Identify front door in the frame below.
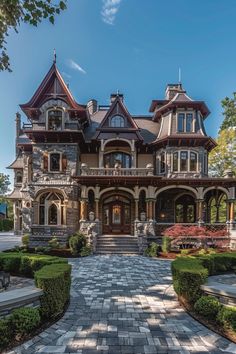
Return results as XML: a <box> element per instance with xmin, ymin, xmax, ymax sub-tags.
<box><xmin>103</xmin><ymin>200</ymin><xmax>131</xmax><ymax>234</ymax></box>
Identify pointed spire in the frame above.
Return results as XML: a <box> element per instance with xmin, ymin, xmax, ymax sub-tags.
<box><xmin>53</xmin><ymin>48</ymin><xmax>57</xmax><ymax>64</ymax></box>
<box><xmin>178</xmin><ymin>67</ymin><xmax>182</xmax><ymax>85</ymax></box>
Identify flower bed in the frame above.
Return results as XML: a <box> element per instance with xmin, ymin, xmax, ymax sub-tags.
<box><xmin>0</xmin><ymin>252</ymin><xmax>71</xmax><ymax>351</ymax></box>
<box><xmin>171</xmin><ymin>252</ymin><xmax>236</xmax><ymax>341</ymax></box>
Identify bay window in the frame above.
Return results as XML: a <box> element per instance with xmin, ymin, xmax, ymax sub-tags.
<box><xmin>172</xmin><ymin>150</ymin><xmax>198</xmax><ymax>172</ymax></box>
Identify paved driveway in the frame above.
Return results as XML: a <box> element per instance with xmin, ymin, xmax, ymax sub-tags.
<box><xmin>0</xmin><ymin>232</ymin><xmax>22</xmax><ymax>251</ymax></box>
<box><xmin>10</xmin><ymin>256</ymin><xmax>236</xmax><ymax>354</ymax></box>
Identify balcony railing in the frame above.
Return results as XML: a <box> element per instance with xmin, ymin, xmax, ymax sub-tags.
<box><xmin>23</xmin><ymin>122</ymin><xmax>82</xmax><ymax>131</ymax></box>
<box><xmin>80</xmin><ymin>166</ymin><xmax>154</xmax><ymax>176</ymax></box>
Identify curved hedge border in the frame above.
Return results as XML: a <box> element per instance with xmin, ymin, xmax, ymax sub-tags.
<box><xmin>171</xmin><ymin>252</ymin><xmax>236</xmax><ymax>337</ymax></box>
<box><xmin>0</xmin><ymin>252</ymin><xmax>71</xmax><ymax>351</ymax></box>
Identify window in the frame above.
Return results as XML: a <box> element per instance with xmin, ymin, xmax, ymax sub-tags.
<box><xmin>50</xmin><ymin>153</ymin><xmax>61</xmax><ymax>172</ymax></box>
<box><xmin>177</xmin><ymin>112</ymin><xmax>194</xmax><ymax>133</ymax></box>
<box><xmin>16</xmin><ymin>171</ymin><xmax>23</xmax><ymax>184</ymax></box>
<box><xmin>39</xmin><ymin>191</ymin><xmax>65</xmax><ymax>226</ymax></box>
<box><xmin>48</xmin><ymin>109</ymin><xmax>62</xmax><ymax>130</ymax></box>
<box><xmin>180</xmin><ymin>151</ymin><xmax>188</xmax><ymax>171</ymax></box>
<box><xmin>104</xmin><ymin>152</ymin><xmax>131</xmax><ymax>168</ymax></box>
<box><xmin>177</xmin><ymin>113</ymin><xmax>184</xmax><ymax>132</ymax></box>
<box><xmin>173</xmin><ymin>152</ymin><xmax>178</xmax><ymax>172</ymax></box>
<box><xmin>110</xmin><ymin>115</ymin><xmax>125</xmax><ymax>128</ymax></box>
<box><xmin>186</xmin><ymin>113</ymin><xmax>193</xmax><ymax>132</ymax></box>
<box><xmin>160</xmin><ymin>152</ymin><xmax>166</xmax><ymax>173</ymax></box>
<box><xmin>190</xmin><ymin>152</ymin><xmax>197</xmax><ymax>171</ymax></box>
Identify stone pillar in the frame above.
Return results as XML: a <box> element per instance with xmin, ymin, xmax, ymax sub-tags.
<box><xmin>80</xmin><ymin>200</ymin><xmax>87</xmax><ymax>221</ymax></box>
<box><xmin>197</xmin><ymin>199</ymin><xmax>204</xmax><ymax>225</ymax></box>
<box><xmin>230</xmin><ymin>202</ymin><xmax>235</xmax><ymax>222</ymax></box>
<box><xmin>146</xmin><ymin>200</ymin><xmax>149</xmax><ymax>219</ymax></box>
<box><xmin>149</xmin><ymin>201</ymin><xmax>153</xmax><ymax>220</ymax></box>
<box><xmin>135</xmin><ymin>199</ymin><xmax>139</xmax><ymax>220</ymax></box>
<box><xmin>95</xmin><ymin>199</ymin><xmax>99</xmax><ymax>220</ymax></box>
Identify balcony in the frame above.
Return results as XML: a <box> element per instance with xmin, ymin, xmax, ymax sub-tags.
<box><xmin>80</xmin><ymin>165</ymin><xmax>154</xmax><ymax>177</ymax></box>
<box><xmin>22</xmin><ymin>122</ymin><xmax>82</xmax><ymax>131</ymax></box>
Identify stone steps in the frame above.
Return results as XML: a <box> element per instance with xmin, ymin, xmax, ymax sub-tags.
<box><xmin>96</xmin><ymin>235</ymin><xmax>139</xmax><ymax>255</ymax></box>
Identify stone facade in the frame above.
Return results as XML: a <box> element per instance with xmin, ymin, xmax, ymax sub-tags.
<box><xmin>7</xmin><ymin>62</ymin><xmax>236</xmax><ymax>247</ymax></box>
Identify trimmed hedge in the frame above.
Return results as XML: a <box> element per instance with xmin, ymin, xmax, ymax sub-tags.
<box><xmin>0</xmin><ymin>318</ymin><xmax>13</xmax><ymax>351</ymax></box>
<box><xmin>171</xmin><ymin>257</ymin><xmax>208</xmax><ymax>303</ymax></box>
<box><xmin>0</xmin><ymin>252</ymin><xmax>67</xmax><ymax>277</ymax></box>
<box><xmin>35</xmin><ymin>263</ymin><xmax>71</xmax><ymax>318</ymax></box>
<box><xmin>10</xmin><ymin>307</ymin><xmax>41</xmax><ymax>336</ymax></box>
<box><xmin>197</xmin><ymin>253</ymin><xmax>236</xmax><ymax>275</ymax></box>
<box><xmin>194</xmin><ymin>296</ymin><xmax>222</xmax><ymax>320</ymax></box>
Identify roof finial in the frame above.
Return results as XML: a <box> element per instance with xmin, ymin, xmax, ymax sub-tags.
<box><xmin>116</xmin><ymin>89</ymin><xmax>119</xmax><ymax>96</ymax></box>
<box><xmin>178</xmin><ymin>67</ymin><xmax>181</xmax><ymax>84</ymax></box>
<box><xmin>53</xmin><ymin>48</ymin><xmax>57</xmax><ymax>64</ymax></box>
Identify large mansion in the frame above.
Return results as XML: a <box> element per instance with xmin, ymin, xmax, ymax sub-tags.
<box><xmin>8</xmin><ymin>62</ymin><xmax>236</xmax><ymax>246</ymax></box>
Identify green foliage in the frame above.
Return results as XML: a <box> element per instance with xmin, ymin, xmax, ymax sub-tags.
<box><xmin>69</xmin><ymin>232</ymin><xmax>86</xmax><ymax>256</ymax></box>
<box><xmin>194</xmin><ymin>296</ymin><xmax>222</xmax><ymax>320</ymax></box>
<box><xmin>180</xmin><ymin>249</ymin><xmax>191</xmax><ymax>256</ymax></box>
<box><xmin>171</xmin><ymin>257</ymin><xmax>208</xmax><ymax>303</ymax></box>
<box><xmin>0</xmin><ymin>253</ymin><xmax>22</xmax><ymax>272</ymax></box>
<box><xmin>217</xmin><ymin>306</ymin><xmax>236</xmax><ymax>331</ymax></box>
<box><xmin>209</xmin><ymin>128</ymin><xmax>236</xmax><ymax>177</ymax></box>
<box><xmin>145</xmin><ymin>242</ymin><xmax>159</xmax><ymax>257</ymax></box>
<box><xmin>0</xmin><ymin>219</ymin><xmax>14</xmax><ymax>231</ymax></box>
<box><xmin>48</xmin><ymin>237</ymin><xmax>60</xmax><ymax>249</ymax></box>
<box><xmin>198</xmin><ymin>253</ymin><xmax>236</xmax><ymax>276</ymax></box>
<box><xmin>35</xmin><ymin>263</ymin><xmax>71</xmax><ymax>318</ymax></box>
<box><xmin>10</xmin><ymin>307</ymin><xmax>40</xmax><ymax>336</ymax></box>
<box><xmin>162</xmin><ymin>236</ymin><xmax>171</xmax><ymax>254</ymax></box>
<box><xmin>22</xmin><ymin>234</ymin><xmax>30</xmax><ymax>247</ymax></box>
<box><xmin>220</xmin><ymin>93</ymin><xmax>236</xmax><ymax>132</ymax></box>
<box><xmin>80</xmin><ymin>245</ymin><xmax>92</xmax><ymax>257</ymax></box>
<box><xmin>0</xmin><ymin>0</ymin><xmax>67</xmax><ymax>71</ymax></box>
<box><xmin>0</xmin><ymin>318</ymin><xmax>13</xmax><ymax>351</ymax></box>
<box><xmin>0</xmin><ymin>173</ymin><xmax>10</xmax><ymax>195</ymax></box>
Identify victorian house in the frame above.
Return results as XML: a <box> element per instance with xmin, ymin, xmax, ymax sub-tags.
<box><xmin>8</xmin><ymin>61</ymin><xmax>236</xmax><ymax>248</ymax></box>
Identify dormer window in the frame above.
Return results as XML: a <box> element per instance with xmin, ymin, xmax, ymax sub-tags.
<box><xmin>177</xmin><ymin>113</ymin><xmax>194</xmax><ymax>133</ymax></box>
<box><xmin>47</xmin><ymin>109</ymin><xmax>63</xmax><ymax>130</ymax></box>
<box><xmin>110</xmin><ymin>115</ymin><xmax>125</xmax><ymax>128</ymax></box>
<box><xmin>16</xmin><ymin>171</ymin><xmax>23</xmax><ymax>184</ymax></box>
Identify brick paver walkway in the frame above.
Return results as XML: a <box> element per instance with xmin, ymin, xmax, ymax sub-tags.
<box><xmin>9</xmin><ymin>256</ymin><xmax>236</xmax><ymax>354</ymax></box>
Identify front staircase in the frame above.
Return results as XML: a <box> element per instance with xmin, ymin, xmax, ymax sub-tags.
<box><xmin>95</xmin><ymin>235</ymin><xmax>140</xmax><ymax>255</ymax></box>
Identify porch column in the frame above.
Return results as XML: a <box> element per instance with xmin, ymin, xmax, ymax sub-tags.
<box><xmin>149</xmin><ymin>200</ymin><xmax>154</xmax><ymax>220</ymax></box>
<box><xmin>146</xmin><ymin>200</ymin><xmax>149</xmax><ymax>219</ymax></box>
<box><xmin>80</xmin><ymin>199</ymin><xmax>87</xmax><ymax>220</ymax></box>
<box><xmin>95</xmin><ymin>199</ymin><xmax>99</xmax><ymax>220</ymax></box>
<box><xmin>197</xmin><ymin>199</ymin><xmax>204</xmax><ymax>224</ymax></box>
<box><xmin>230</xmin><ymin>201</ymin><xmax>235</xmax><ymax>222</ymax></box>
<box><xmin>135</xmin><ymin>199</ymin><xmax>139</xmax><ymax>220</ymax></box>
<box><xmin>152</xmin><ymin>200</ymin><xmax>156</xmax><ymax>220</ymax></box>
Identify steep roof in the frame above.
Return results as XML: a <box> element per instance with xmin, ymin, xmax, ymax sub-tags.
<box><xmin>20</xmin><ymin>63</ymin><xmax>87</xmax><ymax>119</ymax></box>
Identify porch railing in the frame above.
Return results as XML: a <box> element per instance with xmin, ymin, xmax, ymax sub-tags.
<box><xmin>80</xmin><ymin>167</ymin><xmax>154</xmax><ymax>176</ymax></box>
<box><xmin>155</xmin><ymin>223</ymin><xmax>227</xmax><ymax>236</ymax></box>
<box><xmin>31</xmin><ymin>225</ymin><xmax>68</xmax><ymax>237</ymax></box>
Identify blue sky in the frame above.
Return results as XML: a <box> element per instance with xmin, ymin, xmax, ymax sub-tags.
<box><xmin>1</xmin><ymin>0</ymin><xmax>236</xmax><ymax>184</ymax></box>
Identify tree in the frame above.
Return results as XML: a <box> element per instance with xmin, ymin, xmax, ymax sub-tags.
<box><xmin>208</xmin><ymin>128</ymin><xmax>236</xmax><ymax>177</ymax></box>
<box><xmin>0</xmin><ymin>173</ymin><xmax>11</xmax><ymax>195</ymax></box>
<box><xmin>0</xmin><ymin>0</ymin><xmax>67</xmax><ymax>71</ymax></box>
<box><xmin>220</xmin><ymin>93</ymin><xmax>236</xmax><ymax>132</ymax></box>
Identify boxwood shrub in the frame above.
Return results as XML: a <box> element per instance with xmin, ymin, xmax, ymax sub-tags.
<box><xmin>35</xmin><ymin>263</ymin><xmax>71</xmax><ymax>318</ymax></box>
<box><xmin>10</xmin><ymin>307</ymin><xmax>41</xmax><ymax>337</ymax></box>
<box><xmin>194</xmin><ymin>296</ymin><xmax>222</xmax><ymax>320</ymax></box>
<box><xmin>217</xmin><ymin>306</ymin><xmax>236</xmax><ymax>331</ymax></box>
<box><xmin>0</xmin><ymin>318</ymin><xmax>13</xmax><ymax>351</ymax></box>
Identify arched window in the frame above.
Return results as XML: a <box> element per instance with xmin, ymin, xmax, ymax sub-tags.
<box><xmin>110</xmin><ymin>115</ymin><xmax>125</xmax><ymax>128</ymax></box>
<box><xmin>39</xmin><ymin>191</ymin><xmax>65</xmax><ymax>226</ymax></box>
<box><xmin>16</xmin><ymin>171</ymin><xmax>23</xmax><ymax>184</ymax></box>
<box><xmin>160</xmin><ymin>152</ymin><xmax>166</xmax><ymax>173</ymax></box>
<box><xmin>190</xmin><ymin>152</ymin><xmax>197</xmax><ymax>171</ymax></box>
<box><xmin>47</xmin><ymin>109</ymin><xmax>63</xmax><ymax>130</ymax></box>
<box><xmin>88</xmin><ymin>190</ymin><xmax>95</xmax><ymax>213</ymax></box>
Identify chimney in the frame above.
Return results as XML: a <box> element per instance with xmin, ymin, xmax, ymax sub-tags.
<box><xmin>165</xmin><ymin>83</ymin><xmax>185</xmax><ymax>100</ymax></box>
<box><xmin>15</xmin><ymin>112</ymin><xmax>21</xmax><ymax>156</ymax></box>
<box><xmin>87</xmin><ymin>99</ymin><xmax>98</xmax><ymax>115</ymax></box>
<box><xmin>110</xmin><ymin>92</ymin><xmax>124</xmax><ymax>104</ymax></box>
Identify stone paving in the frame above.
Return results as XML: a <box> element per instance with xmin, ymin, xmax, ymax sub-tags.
<box><xmin>8</xmin><ymin>255</ymin><xmax>236</xmax><ymax>354</ymax></box>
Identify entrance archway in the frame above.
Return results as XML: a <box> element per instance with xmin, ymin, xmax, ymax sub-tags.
<box><xmin>175</xmin><ymin>194</ymin><xmax>196</xmax><ymax>223</ymax></box>
<box><xmin>102</xmin><ymin>192</ymin><xmax>132</xmax><ymax>234</ymax></box>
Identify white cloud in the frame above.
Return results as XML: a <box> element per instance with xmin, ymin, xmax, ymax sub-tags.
<box><xmin>61</xmin><ymin>71</ymin><xmax>72</xmax><ymax>79</ymax></box>
<box><xmin>101</xmin><ymin>0</ymin><xmax>122</xmax><ymax>25</ymax></box>
<box><xmin>68</xmin><ymin>59</ymin><xmax>86</xmax><ymax>74</ymax></box>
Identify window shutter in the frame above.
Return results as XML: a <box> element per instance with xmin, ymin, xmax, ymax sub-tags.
<box><xmin>62</xmin><ymin>154</ymin><xmax>67</xmax><ymax>172</ymax></box>
<box><xmin>43</xmin><ymin>153</ymin><xmax>48</xmax><ymax>171</ymax></box>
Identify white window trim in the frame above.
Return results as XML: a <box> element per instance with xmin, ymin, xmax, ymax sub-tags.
<box><xmin>46</xmin><ymin>108</ymin><xmax>64</xmax><ymax>131</ymax></box>
<box><xmin>176</xmin><ymin>112</ymin><xmax>195</xmax><ymax>133</ymax></box>
<box><xmin>39</xmin><ymin>192</ymin><xmax>66</xmax><ymax>226</ymax></box>
<box><xmin>172</xmin><ymin>150</ymin><xmax>199</xmax><ymax>173</ymax></box>
<box><xmin>48</xmin><ymin>151</ymin><xmax>63</xmax><ymax>173</ymax></box>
